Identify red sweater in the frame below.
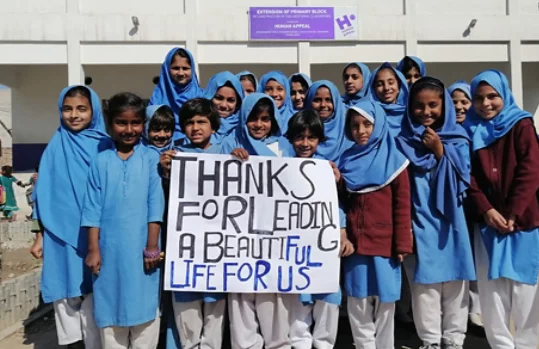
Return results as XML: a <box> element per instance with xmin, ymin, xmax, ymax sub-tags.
<box><xmin>467</xmin><ymin>118</ymin><xmax>539</xmax><ymax>230</ymax></box>
<box><xmin>339</xmin><ymin>170</ymin><xmax>413</xmax><ymax>258</ymax></box>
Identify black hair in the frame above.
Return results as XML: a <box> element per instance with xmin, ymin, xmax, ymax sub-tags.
<box><xmin>104</xmin><ymin>92</ymin><xmax>146</xmax><ymax>126</ymax></box>
<box><xmin>248</xmin><ymin>97</ymin><xmax>280</xmax><ymax>136</ymax></box>
<box><xmin>34</xmin><ymin>160</ymin><xmax>40</xmax><ymax>173</ymax></box>
<box><xmin>239</xmin><ymin>74</ymin><xmax>257</xmax><ymax>90</ymax></box>
<box><xmin>286</xmin><ymin>110</ymin><xmax>326</xmax><ymax>142</ymax></box>
<box><xmin>171</xmin><ymin>48</ymin><xmax>192</xmax><ymax>67</ymax></box>
<box><xmin>342</xmin><ymin>63</ymin><xmax>363</xmax><ymax>78</ymax></box>
<box><xmin>148</xmin><ymin>105</ymin><xmax>175</xmax><ymax>133</ymax></box>
<box><xmin>179</xmin><ymin>98</ymin><xmax>220</xmax><ymax>132</ymax></box>
<box><xmin>215</xmin><ymin>81</ymin><xmax>242</xmax><ymax>111</ymax></box>
<box><xmin>64</xmin><ymin>86</ymin><xmax>92</xmax><ymax>102</ymax></box>
<box><xmin>398</xmin><ymin>56</ymin><xmax>420</xmax><ymax>75</ymax></box>
<box><xmin>290</xmin><ymin>75</ymin><xmax>309</xmax><ymax>93</ymax></box>
<box><xmin>408</xmin><ymin>76</ymin><xmax>446</xmax><ymax>125</ymax></box>
<box><xmin>1</xmin><ymin>165</ymin><xmax>12</xmax><ymax>174</ymax></box>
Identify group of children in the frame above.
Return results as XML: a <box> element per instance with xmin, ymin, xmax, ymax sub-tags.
<box><xmin>27</xmin><ymin>47</ymin><xmax>539</xmax><ymax>349</ymax></box>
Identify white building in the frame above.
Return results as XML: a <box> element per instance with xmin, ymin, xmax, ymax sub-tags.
<box><xmin>1</xmin><ymin>0</ymin><xmax>539</xmax><ymax>170</ymax></box>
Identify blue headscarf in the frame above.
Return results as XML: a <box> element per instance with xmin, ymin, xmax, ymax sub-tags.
<box><xmin>258</xmin><ymin>71</ymin><xmax>295</xmax><ymax>129</ymax></box>
<box><xmin>204</xmin><ymin>71</ymin><xmax>245</xmax><ymax>143</ymax></box>
<box><xmin>235</xmin><ymin>71</ymin><xmax>258</xmax><ymax>92</ymax></box>
<box><xmin>369</xmin><ymin>63</ymin><xmax>409</xmax><ymax>135</ymax></box>
<box><xmin>35</xmin><ymin>86</ymin><xmax>112</xmax><ymax>250</ymax></box>
<box><xmin>342</xmin><ymin>62</ymin><xmax>372</xmax><ymax>106</ymax></box>
<box><xmin>289</xmin><ymin>73</ymin><xmax>312</xmax><ymax>112</ymax></box>
<box><xmin>464</xmin><ymin>69</ymin><xmax>532</xmax><ymax>151</ymax></box>
<box><xmin>305</xmin><ymin>80</ymin><xmax>354</xmax><ymax>162</ymax></box>
<box><xmin>143</xmin><ymin>104</ymin><xmax>174</xmax><ymax>154</ymax></box>
<box><xmin>397</xmin><ymin>77</ymin><xmax>470</xmax><ymax>222</ymax></box>
<box><xmin>397</xmin><ymin>56</ymin><xmax>427</xmax><ymax>77</ymax></box>
<box><xmin>233</xmin><ymin>93</ymin><xmax>288</xmax><ymax>157</ymax></box>
<box><xmin>448</xmin><ymin>80</ymin><xmax>471</xmax><ymax>101</ymax></box>
<box><xmin>150</xmin><ymin>47</ymin><xmax>204</xmax><ymax>141</ymax></box>
<box><xmin>338</xmin><ymin>100</ymin><xmax>409</xmax><ymax>192</ymax></box>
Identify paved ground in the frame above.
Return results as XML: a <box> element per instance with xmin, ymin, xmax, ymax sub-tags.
<box><xmin>0</xmin><ymin>313</ymin><xmax>490</xmax><ymax>349</ymax></box>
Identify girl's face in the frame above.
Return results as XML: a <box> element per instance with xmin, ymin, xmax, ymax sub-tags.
<box><xmin>169</xmin><ymin>54</ymin><xmax>192</xmax><ymax>85</ymax></box>
<box><xmin>241</xmin><ymin>78</ymin><xmax>256</xmax><ymax>95</ymax></box>
<box><xmin>349</xmin><ymin>111</ymin><xmax>373</xmax><ymax>146</ymax></box>
<box><xmin>212</xmin><ymin>86</ymin><xmax>238</xmax><ymax>118</ymax></box>
<box><xmin>374</xmin><ymin>69</ymin><xmax>400</xmax><ymax>104</ymax></box>
<box><xmin>292</xmin><ymin>129</ymin><xmax>319</xmax><ymax>158</ymax></box>
<box><xmin>62</xmin><ymin>94</ymin><xmax>93</xmax><ymax>132</ymax></box>
<box><xmin>264</xmin><ymin>80</ymin><xmax>286</xmax><ymax>108</ymax></box>
<box><xmin>247</xmin><ymin>109</ymin><xmax>272</xmax><ymax>140</ymax></box>
<box><xmin>184</xmin><ymin>115</ymin><xmax>214</xmax><ymax>149</ymax></box>
<box><xmin>311</xmin><ymin>87</ymin><xmax>334</xmax><ymax>120</ymax></box>
<box><xmin>291</xmin><ymin>82</ymin><xmax>307</xmax><ymax>110</ymax></box>
<box><xmin>111</xmin><ymin>110</ymin><xmax>144</xmax><ymax>148</ymax></box>
<box><xmin>472</xmin><ymin>83</ymin><xmax>504</xmax><ymax>120</ymax></box>
<box><xmin>343</xmin><ymin>66</ymin><xmax>364</xmax><ymax>96</ymax></box>
<box><xmin>148</xmin><ymin>128</ymin><xmax>172</xmax><ymax>148</ymax></box>
<box><xmin>411</xmin><ymin>89</ymin><xmax>444</xmax><ymax>128</ymax></box>
<box><xmin>404</xmin><ymin>67</ymin><xmax>421</xmax><ymax>87</ymax></box>
<box><xmin>451</xmin><ymin>90</ymin><xmax>471</xmax><ymax>124</ymax></box>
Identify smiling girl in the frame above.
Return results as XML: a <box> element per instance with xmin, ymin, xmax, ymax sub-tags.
<box><xmin>236</xmin><ymin>71</ymin><xmax>258</xmax><ymax>96</ymax></box>
<box><xmin>341</xmin><ymin>62</ymin><xmax>371</xmax><ymax>106</ymax></box>
<box><xmin>397</xmin><ymin>56</ymin><xmax>427</xmax><ymax>87</ymax></box>
<box><xmin>258</xmin><ymin>71</ymin><xmax>295</xmax><ymax>130</ymax></box>
<box><xmin>289</xmin><ymin>73</ymin><xmax>312</xmax><ymax>111</ymax></box>
<box><xmin>448</xmin><ymin>81</ymin><xmax>472</xmax><ymax>124</ymax></box>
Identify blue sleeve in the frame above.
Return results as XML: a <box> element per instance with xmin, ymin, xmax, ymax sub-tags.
<box><xmin>219</xmin><ymin>135</ymin><xmax>239</xmax><ymax>154</ymax></box>
<box><xmin>81</xmin><ymin>157</ymin><xmax>103</xmax><ymax>228</ymax></box>
<box><xmin>148</xmin><ymin>152</ymin><xmax>165</xmax><ymax>223</ymax></box>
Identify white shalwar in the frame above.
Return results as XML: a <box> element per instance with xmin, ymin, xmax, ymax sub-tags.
<box><xmin>172</xmin><ymin>297</ymin><xmax>226</xmax><ymax>349</ymax></box>
<box><xmin>53</xmin><ymin>294</ymin><xmax>101</xmax><ymax>348</ymax></box>
<box><xmin>289</xmin><ymin>298</ymin><xmax>339</xmax><ymax>349</ymax></box>
<box><xmin>228</xmin><ymin>293</ymin><xmax>291</xmax><ymax>349</ymax></box>
<box><xmin>99</xmin><ymin>311</ymin><xmax>160</xmax><ymax>349</ymax></box>
<box><xmin>474</xmin><ymin>229</ymin><xmax>539</xmax><ymax>349</ymax></box>
<box><xmin>347</xmin><ymin>296</ymin><xmax>394</xmax><ymax>349</ymax></box>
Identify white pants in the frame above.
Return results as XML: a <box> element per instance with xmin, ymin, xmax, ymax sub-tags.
<box><xmin>469</xmin><ymin>281</ymin><xmax>481</xmax><ymax>314</ymax></box>
<box><xmin>100</xmin><ymin>311</ymin><xmax>160</xmax><ymax>349</ymax></box>
<box><xmin>53</xmin><ymin>294</ymin><xmax>101</xmax><ymax>348</ymax></box>
<box><xmin>404</xmin><ymin>257</ymin><xmax>469</xmax><ymax>346</ymax></box>
<box><xmin>172</xmin><ymin>297</ymin><xmax>226</xmax><ymax>349</ymax></box>
<box><xmin>228</xmin><ymin>293</ymin><xmax>291</xmax><ymax>349</ymax></box>
<box><xmin>289</xmin><ymin>298</ymin><xmax>339</xmax><ymax>349</ymax></box>
<box><xmin>347</xmin><ymin>296</ymin><xmax>394</xmax><ymax>349</ymax></box>
<box><xmin>475</xmin><ymin>228</ymin><xmax>539</xmax><ymax>349</ymax></box>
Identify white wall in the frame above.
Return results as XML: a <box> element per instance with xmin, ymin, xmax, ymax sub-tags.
<box><xmin>0</xmin><ymin>88</ymin><xmax>12</xmax><ymax>148</ymax></box>
<box><xmin>523</xmin><ymin>63</ymin><xmax>539</xmax><ymax>121</ymax></box>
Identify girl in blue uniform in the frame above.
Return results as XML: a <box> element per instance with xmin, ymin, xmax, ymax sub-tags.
<box><xmin>303</xmin><ymin>80</ymin><xmax>354</xmax><ymax>162</ymax></box>
<box><xmin>397</xmin><ymin>56</ymin><xmax>427</xmax><ymax>87</ymax></box>
<box><xmin>32</xmin><ymin>85</ymin><xmax>110</xmax><ymax>349</ymax></box>
<box><xmin>258</xmin><ymin>71</ymin><xmax>295</xmax><ymax>130</ymax></box>
<box><xmin>204</xmin><ymin>71</ymin><xmax>245</xmax><ymax>143</ymax></box>
<box><xmin>221</xmin><ymin>93</ymin><xmax>292</xmax><ymax>349</ymax></box>
<box><xmin>144</xmin><ymin>104</ymin><xmax>175</xmax><ymax>153</ymax></box>
<box><xmin>397</xmin><ymin>77</ymin><xmax>476</xmax><ymax>349</ymax></box>
<box><xmin>83</xmin><ymin>92</ymin><xmax>164</xmax><ymax>349</ymax></box>
<box><xmin>159</xmin><ymin>98</ymin><xmax>225</xmax><ymax>349</ymax></box>
<box><xmin>150</xmin><ymin>47</ymin><xmax>204</xmax><ymax>142</ymax></box>
<box><xmin>236</xmin><ymin>71</ymin><xmax>258</xmax><ymax>95</ymax></box>
<box><xmin>342</xmin><ymin>62</ymin><xmax>371</xmax><ymax>106</ymax></box>
<box><xmin>289</xmin><ymin>73</ymin><xmax>312</xmax><ymax>111</ymax></box>
<box><xmin>285</xmin><ymin>110</ymin><xmax>350</xmax><ymax>349</ymax></box>
<box><xmin>368</xmin><ymin>63</ymin><xmax>409</xmax><ymax>136</ymax></box>
<box><xmin>448</xmin><ymin>81</ymin><xmax>472</xmax><ymax>125</ymax></box>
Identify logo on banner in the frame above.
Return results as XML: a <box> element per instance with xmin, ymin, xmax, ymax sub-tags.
<box><xmin>335</xmin><ymin>13</ymin><xmax>356</xmax><ymax>37</ymax></box>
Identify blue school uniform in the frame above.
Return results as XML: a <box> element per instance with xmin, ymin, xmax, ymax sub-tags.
<box><xmin>35</xmin><ymin>86</ymin><xmax>112</xmax><ymax>303</ymax></box>
<box><xmin>397</xmin><ymin>87</ymin><xmax>476</xmax><ymax>284</ymax></box>
<box><xmin>82</xmin><ymin>144</ymin><xmax>164</xmax><ymax>328</ymax></box>
<box><xmin>289</xmin><ymin>73</ymin><xmax>312</xmax><ymax>112</ymax></box>
<box><xmin>204</xmin><ymin>71</ymin><xmax>245</xmax><ymax>143</ymax></box>
<box><xmin>304</xmin><ymin>80</ymin><xmax>354</xmax><ymax>163</ymax></box>
<box><xmin>143</xmin><ymin>104</ymin><xmax>174</xmax><ymax>154</ymax></box>
<box><xmin>339</xmin><ymin>101</ymin><xmax>409</xmax><ymax>302</ymax></box>
<box><xmin>397</xmin><ymin>56</ymin><xmax>427</xmax><ymax>77</ymax></box>
<box><xmin>150</xmin><ymin>48</ymin><xmax>204</xmax><ymax>142</ymax></box>
<box><xmin>467</xmin><ymin>70</ymin><xmax>539</xmax><ymax>285</ymax></box>
<box><xmin>448</xmin><ymin>80</ymin><xmax>471</xmax><ymax>101</ymax></box>
<box><xmin>258</xmin><ymin>71</ymin><xmax>295</xmax><ymax>131</ymax></box>
<box><xmin>236</xmin><ymin>70</ymin><xmax>258</xmax><ymax>92</ymax></box>
<box><xmin>220</xmin><ymin>93</ymin><xmax>293</xmax><ymax>157</ymax></box>
<box><xmin>342</xmin><ymin>62</ymin><xmax>371</xmax><ymax>107</ymax></box>
<box><xmin>368</xmin><ymin>63</ymin><xmax>409</xmax><ymax>136</ymax></box>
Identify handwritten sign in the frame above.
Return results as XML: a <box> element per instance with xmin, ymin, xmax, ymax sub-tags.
<box><xmin>164</xmin><ymin>154</ymin><xmax>341</xmax><ymax>294</ymax></box>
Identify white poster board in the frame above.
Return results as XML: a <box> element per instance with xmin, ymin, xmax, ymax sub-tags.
<box><xmin>164</xmin><ymin>153</ymin><xmax>341</xmax><ymax>294</ymax></box>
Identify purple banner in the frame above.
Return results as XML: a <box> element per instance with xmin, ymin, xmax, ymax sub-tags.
<box><xmin>249</xmin><ymin>7</ymin><xmax>358</xmax><ymax>41</ymax></box>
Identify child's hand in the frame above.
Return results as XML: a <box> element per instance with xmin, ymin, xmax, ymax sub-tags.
<box><xmin>29</xmin><ymin>232</ymin><xmax>43</xmax><ymax>259</ymax></box>
<box><xmin>160</xmin><ymin>150</ymin><xmax>176</xmax><ymax>178</ymax></box>
<box><xmin>484</xmin><ymin>208</ymin><xmax>509</xmax><ymax>233</ymax></box>
<box><xmin>340</xmin><ymin>237</ymin><xmax>354</xmax><ymax>257</ymax></box>
<box><xmin>144</xmin><ymin>245</ymin><xmax>161</xmax><ymax>271</ymax></box>
<box><xmin>85</xmin><ymin>249</ymin><xmax>102</xmax><ymax>275</ymax></box>
<box><xmin>422</xmin><ymin>127</ymin><xmax>444</xmax><ymax>159</ymax></box>
<box><xmin>330</xmin><ymin>162</ymin><xmax>341</xmax><ymax>183</ymax></box>
<box><xmin>397</xmin><ymin>253</ymin><xmax>408</xmax><ymax>263</ymax></box>
<box><xmin>231</xmin><ymin>148</ymin><xmax>249</xmax><ymax>161</ymax></box>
